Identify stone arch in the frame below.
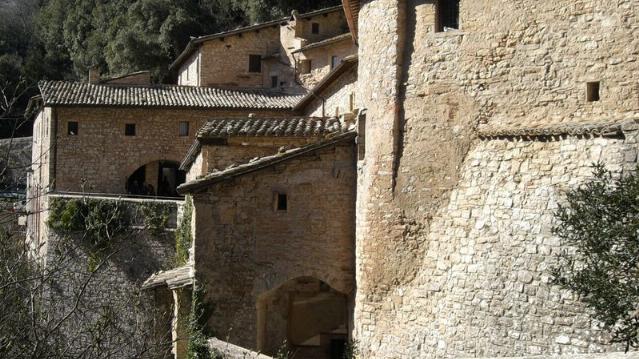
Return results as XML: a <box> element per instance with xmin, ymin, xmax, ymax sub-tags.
<box><xmin>125</xmin><ymin>159</ymin><xmax>186</xmax><ymax>197</ymax></box>
<box><xmin>256</xmin><ymin>276</ymin><xmax>349</xmax><ymax>359</ymax></box>
<box><xmin>257</xmin><ymin>270</ymin><xmax>352</xmax><ymax>298</ymax></box>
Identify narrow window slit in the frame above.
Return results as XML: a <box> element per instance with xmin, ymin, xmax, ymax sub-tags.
<box><xmin>587</xmin><ymin>81</ymin><xmax>600</xmax><ymax>102</ymax></box>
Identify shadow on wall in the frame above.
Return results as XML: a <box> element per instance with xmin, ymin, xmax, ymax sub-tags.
<box><xmin>256</xmin><ymin>276</ymin><xmax>349</xmax><ymax>359</ymax></box>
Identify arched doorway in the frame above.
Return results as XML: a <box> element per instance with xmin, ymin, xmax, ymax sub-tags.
<box><xmin>126</xmin><ymin>160</ymin><xmax>186</xmax><ymax>197</ymax></box>
<box><xmin>256</xmin><ymin>277</ymin><xmax>349</xmax><ymax>359</ymax></box>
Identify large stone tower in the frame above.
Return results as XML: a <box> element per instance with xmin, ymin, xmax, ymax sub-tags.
<box><xmin>352</xmin><ymin>0</ymin><xmax>639</xmax><ymax>357</ymax></box>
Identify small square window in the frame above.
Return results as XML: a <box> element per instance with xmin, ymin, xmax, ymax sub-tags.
<box><xmin>311</xmin><ymin>22</ymin><xmax>320</xmax><ymax>34</ymax></box>
<box><xmin>125</xmin><ymin>123</ymin><xmax>136</xmax><ymax>136</ymax></box>
<box><xmin>435</xmin><ymin>0</ymin><xmax>460</xmax><ymax>32</ymax></box>
<box><xmin>179</xmin><ymin>121</ymin><xmax>189</xmax><ymax>136</ymax></box>
<box><xmin>587</xmin><ymin>81</ymin><xmax>600</xmax><ymax>102</ymax></box>
<box><xmin>275</xmin><ymin>193</ymin><xmax>287</xmax><ymax>211</ymax></box>
<box><xmin>249</xmin><ymin>54</ymin><xmax>262</xmax><ymax>73</ymax></box>
<box><xmin>67</xmin><ymin>121</ymin><xmax>78</xmax><ymax>136</ymax></box>
<box><xmin>300</xmin><ymin>59</ymin><xmax>312</xmax><ymax>74</ymax></box>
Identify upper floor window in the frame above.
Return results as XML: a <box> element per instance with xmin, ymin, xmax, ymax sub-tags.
<box><xmin>587</xmin><ymin>81</ymin><xmax>601</xmax><ymax>102</ymax></box>
<box><xmin>249</xmin><ymin>55</ymin><xmax>262</xmax><ymax>73</ymax></box>
<box><xmin>125</xmin><ymin>123</ymin><xmax>136</xmax><ymax>136</ymax></box>
<box><xmin>275</xmin><ymin>192</ymin><xmax>287</xmax><ymax>211</ymax></box>
<box><xmin>271</xmin><ymin>75</ymin><xmax>279</xmax><ymax>88</ymax></box>
<box><xmin>435</xmin><ymin>0</ymin><xmax>460</xmax><ymax>32</ymax></box>
<box><xmin>179</xmin><ymin>121</ymin><xmax>189</xmax><ymax>136</ymax></box>
<box><xmin>67</xmin><ymin>121</ymin><xmax>78</xmax><ymax>136</ymax></box>
<box><xmin>311</xmin><ymin>22</ymin><xmax>320</xmax><ymax>34</ymax></box>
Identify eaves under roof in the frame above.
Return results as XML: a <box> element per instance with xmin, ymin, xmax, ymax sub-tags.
<box><xmin>179</xmin><ymin>116</ymin><xmax>346</xmax><ymax>171</ymax></box>
<box><xmin>294</xmin><ymin>54</ymin><xmax>358</xmax><ymax>112</ymax></box>
<box><xmin>169</xmin><ymin>5</ymin><xmax>344</xmax><ymax>71</ymax></box>
<box><xmin>292</xmin><ymin>33</ymin><xmax>352</xmax><ymax>54</ymax></box>
<box><xmin>38</xmin><ymin>81</ymin><xmax>303</xmax><ymax>110</ymax></box>
<box><xmin>478</xmin><ymin>116</ymin><xmax>639</xmax><ymax>139</ymax></box>
<box><xmin>178</xmin><ymin>130</ymin><xmax>356</xmax><ymax>194</ymax></box>
<box><xmin>342</xmin><ymin>0</ymin><xmax>360</xmax><ymax>43</ymax></box>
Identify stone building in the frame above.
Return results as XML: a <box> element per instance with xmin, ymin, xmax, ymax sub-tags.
<box><xmin>25</xmin><ymin>1</ymin><xmax>639</xmax><ymax>358</ymax></box>
<box><xmin>172</xmin><ymin>6</ymin><xmax>355</xmax><ymax>92</ymax></box>
<box><xmin>344</xmin><ymin>0</ymin><xmax>639</xmax><ymax>357</ymax></box>
<box><xmin>178</xmin><ymin>127</ymin><xmax>356</xmax><ymax>357</ymax></box>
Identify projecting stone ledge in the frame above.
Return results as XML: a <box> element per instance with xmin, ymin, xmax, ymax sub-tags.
<box><xmin>141</xmin><ymin>265</ymin><xmax>194</xmax><ymax>290</ymax></box>
<box><xmin>208</xmin><ymin>338</ymin><xmax>272</xmax><ymax>359</ymax></box>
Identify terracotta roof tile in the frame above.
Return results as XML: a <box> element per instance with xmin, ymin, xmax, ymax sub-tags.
<box><xmin>39</xmin><ymin>81</ymin><xmax>303</xmax><ymax>110</ymax></box>
<box><xmin>197</xmin><ymin>117</ymin><xmax>345</xmax><ymax>138</ymax></box>
<box><xmin>179</xmin><ymin>116</ymin><xmax>347</xmax><ymax>171</ymax></box>
<box><xmin>478</xmin><ymin>113</ymin><xmax>639</xmax><ymax>138</ymax></box>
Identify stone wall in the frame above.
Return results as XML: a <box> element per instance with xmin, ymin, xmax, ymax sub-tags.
<box><xmin>186</xmin><ymin>137</ymin><xmax>331</xmax><ymax>181</ymax></box>
<box><xmin>41</xmin><ymin>195</ymin><xmax>180</xmax><ymax>358</ymax></box>
<box><xmin>298</xmin><ymin>39</ymin><xmax>357</xmax><ymax>89</ymax></box>
<box><xmin>197</xmin><ymin>28</ymin><xmax>282</xmax><ymax>88</ymax></box>
<box><xmin>357</xmin><ymin>132</ymin><xmax>638</xmax><ymax>357</ymax></box>
<box><xmin>49</xmin><ymin>106</ymin><xmax>290</xmax><ymax>194</ymax></box>
<box><xmin>191</xmin><ymin>141</ymin><xmax>356</xmax><ymax>353</ymax></box>
<box><xmin>202</xmin><ymin>137</ymin><xmax>323</xmax><ymax>173</ymax></box>
<box><xmin>305</xmin><ymin>66</ymin><xmax>358</xmax><ymax>117</ymax></box>
<box><xmin>296</xmin><ymin>10</ymin><xmax>350</xmax><ymax>44</ymax></box>
<box><xmin>177</xmin><ymin>52</ymin><xmax>200</xmax><ymax>86</ymax></box>
<box><xmin>29</xmin><ymin>108</ymin><xmax>53</xmax><ymax>256</ymax></box>
<box><xmin>354</xmin><ymin>0</ymin><xmax>639</xmax><ymax>357</ymax></box>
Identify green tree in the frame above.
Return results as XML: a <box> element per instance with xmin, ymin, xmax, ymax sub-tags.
<box><xmin>553</xmin><ymin>163</ymin><xmax>639</xmax><ymax>351</ymax></box>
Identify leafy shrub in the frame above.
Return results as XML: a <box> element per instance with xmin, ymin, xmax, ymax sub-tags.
<box><xmin>553</xmin><ymin>163</ymin><xmax>639</xmax><ymax>350</ymax></box>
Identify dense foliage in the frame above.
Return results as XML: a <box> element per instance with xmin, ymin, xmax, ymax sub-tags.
<box><xmin>0</xmin><ymin>0</ymin><xmax>340</xmax><ymax>137</ymax></box>
<box><xmin>552</xmin><ymin>164</ymin><xmax>639</xmax><ymax>351</ymax></box>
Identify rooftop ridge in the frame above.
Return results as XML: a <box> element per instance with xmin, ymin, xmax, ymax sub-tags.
<box><xmin>37</xmin><ymin>80</ymin><xmax>303</xmax><ymax>110</ymax></box>
<box><xmin>179</xmin><ymin>116</ymin><xmax>346</xmax><ymax>172</ymax></box>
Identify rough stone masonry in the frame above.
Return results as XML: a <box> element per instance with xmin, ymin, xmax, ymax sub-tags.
<box><xmin>353</xmin><ymin>0</ymin><xmax>639</xmax><ymax>357</ymax></box>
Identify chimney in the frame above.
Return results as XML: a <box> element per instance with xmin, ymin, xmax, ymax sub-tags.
<box><xmin>88</xmin><ymin>65</ymin><xmax>101</xmax><ymax>84</ymax></box>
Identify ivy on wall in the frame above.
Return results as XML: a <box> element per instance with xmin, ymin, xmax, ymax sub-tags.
<box><xmin>47</xmin><ymin>197</ymin><xmax>175</xmax><ymax>271</ymax></box>
<box><xmin>187</xmin><ymin>284</ymin><xmax>213</xmax><ymax>359</ymax></box>
<box><xmin>175</xmin><ymin>196</ymin><xmax>193</xmax><ymax>266</ymax></box>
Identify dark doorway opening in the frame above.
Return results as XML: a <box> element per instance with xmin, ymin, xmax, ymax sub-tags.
<box><xmin>127</xmin><ymin>165</ymin><xmax>146</xmax><ymax>195</ymax></box>
<box><xmin>127</xmin><ymin>160</ymin><xmax>185</xmax><ymax>197</ymax></box>
<box><xmin>158</xmin><ymin>161</ymin><xmax>186</xmax><ymax>197</ymax></box>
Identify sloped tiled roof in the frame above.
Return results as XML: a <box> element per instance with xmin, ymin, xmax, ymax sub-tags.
<box><xmin>178</xmin><ymin>131</ymin><xmax>356</xmax><ymax>194</ymax></box>
<box><xmin>197</xmin><ymin>117</ymin><xmax>344</xmax><ymax>138</ymax></box>
<box><xmin>179</xmin><ymin>116</ymin><xmax>346</xmax><ymax>171</ymax></box>
<box><xmin>342</xmin><ymin>0</ymin><xmax>360</xmax><ymax>42</ymax></box>
<box><xmin>208</xmin><ymin>338</ymin><xmax>273</xmax><ymax>359</ymax></box>
<box><xmin>142</xmin><ymin>265</ymin><xmax>193</xmax><ymax>290</ymax></box>
<box><xmin>39</xmin><ymin>81</ymin><xmax>303</xmax><ymax>110</ymax></box>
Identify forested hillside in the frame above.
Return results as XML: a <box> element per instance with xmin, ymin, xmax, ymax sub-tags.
<box><xmin>0</xmin><ymin>0</ymin><xmax>340</xmax><ymax>137</ymax></box>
